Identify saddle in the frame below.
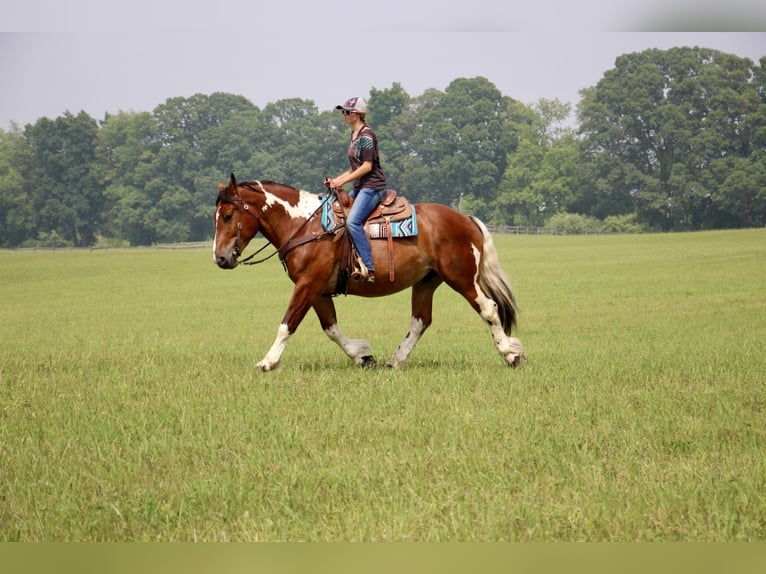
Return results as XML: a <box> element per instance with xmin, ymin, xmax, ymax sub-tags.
<box><xmin>332</xmin><ymin>189</ymin><xmax>414</xmax><ymax>228</ymax></box>
<box><xmin>325</xmin><ymin>189</ymin><xmax>417</xmax><ymax>294</ymax></box>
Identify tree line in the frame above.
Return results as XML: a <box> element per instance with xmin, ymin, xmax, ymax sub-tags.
<box><xmin>1</xmin><ymin>46</ymin><xmax>764</xmax><ymax>248</ymax></box>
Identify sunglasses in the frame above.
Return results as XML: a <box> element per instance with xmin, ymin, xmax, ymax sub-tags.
<box><xmin>342</xmin><ymin>109</ymin><xmax>356</xmax><ymax>116</ymax></box>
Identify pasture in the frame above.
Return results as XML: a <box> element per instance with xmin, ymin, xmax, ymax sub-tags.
<box><xmin>0</xmin><ymin>229</ymin><xmax>764</xmax><ymax>541</ymax></box>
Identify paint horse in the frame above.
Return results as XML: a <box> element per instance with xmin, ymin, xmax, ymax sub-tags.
<box><xmin>213</xmin><ymin>174</ymin><xmax>525</xmax><ymax>371</ymax></box>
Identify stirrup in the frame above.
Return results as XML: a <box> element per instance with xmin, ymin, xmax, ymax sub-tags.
<box><xmin>352</xmin><ymin>273</ymin><xmax>375</xmax><ymax>284</ymax></box>
<box><xmin>351</xmin><ymin>261</ymin><xmax>375</xmax><ymax>284</ymax></box>
<box><xmin>354</xmin><ymin>272</ymin><xmax>375</xmax><ymax>284</ymax></box>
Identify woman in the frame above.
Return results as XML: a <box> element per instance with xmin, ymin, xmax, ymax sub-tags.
<box><xmin>325</xmin><ymin>96</ymin><xmax>386</xmax><ymax>284</ymax></box>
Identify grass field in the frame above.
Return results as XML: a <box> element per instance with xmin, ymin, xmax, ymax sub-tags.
<box><xmin>1</xmin><ymin>229</ymin><xmax>764</xmax><ymax>541</ymax></box>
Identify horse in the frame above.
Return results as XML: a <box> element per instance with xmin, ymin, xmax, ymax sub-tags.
<box><xmin>213</xmin><ymin>174</ymin><xmax>525</xmax><ymax>371</ymax></box>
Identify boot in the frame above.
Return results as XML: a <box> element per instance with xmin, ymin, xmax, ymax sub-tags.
<box><xmin>351</xmin><ymin>259</ymin><xmax>375</xmax><ymax>284</ymax></box>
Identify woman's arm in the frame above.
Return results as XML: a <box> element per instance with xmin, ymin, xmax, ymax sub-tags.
<box><xmin>328</xmin><ymin>161</ymin><xmax>372</xmax><ymax>189</ymax></box>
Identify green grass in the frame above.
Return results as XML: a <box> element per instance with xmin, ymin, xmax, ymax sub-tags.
<box><xmin>1</xmin><ymin>230</ymin><xmax>765</xmax><ymax>541</ymax></box>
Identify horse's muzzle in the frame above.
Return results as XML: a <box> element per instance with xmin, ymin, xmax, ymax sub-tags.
<box><xmin>215</xmin><ymin>254</ymin><xmax>239</xmax><ymax>269</ymax></box>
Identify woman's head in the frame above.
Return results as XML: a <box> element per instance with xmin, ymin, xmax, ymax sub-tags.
<box><xmin>336</xmin><ymin>96</ymin><xmax>367</xmax><ymax>114</ymax></box>
<box><xmin>336</xmin><ymin>96</ymin><xmax>367</xmax><ymax>123</ymax></box>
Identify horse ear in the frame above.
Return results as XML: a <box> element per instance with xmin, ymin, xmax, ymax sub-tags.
<box><xmin>222</xmin><ymin>173</ymin><xmax>240</xmax><ymax>199</ymax></box>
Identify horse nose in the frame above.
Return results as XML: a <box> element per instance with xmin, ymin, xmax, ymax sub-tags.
<box><xmin>216</xmin><ymin>254</ymin><xmax>238</xmax><ymax>269</ymax></box>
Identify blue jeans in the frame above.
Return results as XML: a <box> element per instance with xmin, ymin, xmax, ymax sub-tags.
<box><xmin>347</xmin><ymin>187</ymin><xmax>385</xmax><ymax>271</ymax></box>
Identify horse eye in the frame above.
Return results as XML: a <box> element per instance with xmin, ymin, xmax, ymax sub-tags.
<box><xmin>223</xmin><ymin>213</ymin><xmax>233</xmax><ymax>223</ymax></box>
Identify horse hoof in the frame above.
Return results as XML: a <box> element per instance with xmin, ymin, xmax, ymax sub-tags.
<box><xmin>509</xmin><ymin>353</ymin><xmax>527</xmax><ymax>368</ymax></box>
<box><xmin>360</xmin><ymin>355</ymin><xmax>377</xmax><ymax>369</ymax></box>
<box><xmin>256</xmin><ymin>361</ymin><xmax>280</xmax><ymax>372</ymax></box>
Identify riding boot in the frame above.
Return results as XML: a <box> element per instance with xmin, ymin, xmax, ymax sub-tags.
<box><xmin>351</xmin><ymin>259</ymin><xmax>375</xmax><ymax>284</ymax></box>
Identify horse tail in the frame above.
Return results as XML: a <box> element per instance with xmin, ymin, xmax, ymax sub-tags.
<box><xmin>470</xmin><ymin>216</ymin><xmax>518</xmax><ymax>336</ymax></box>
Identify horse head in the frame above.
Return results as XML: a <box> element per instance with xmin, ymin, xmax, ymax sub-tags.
<box><xmin>212</xmin><ymin>173</ymin><xmax>260</xmax><ymax>269</ymax></box>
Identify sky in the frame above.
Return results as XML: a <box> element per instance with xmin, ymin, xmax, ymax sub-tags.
<box><xmin>1</xmin><ymin>1</ymin><xmax>765</xmax><ymax>130</ymax></box>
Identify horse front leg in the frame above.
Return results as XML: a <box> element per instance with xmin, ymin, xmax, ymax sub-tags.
<box><xmin>257</xmin><ymin>281</ymin><xmax>321</xmax><ymax>372</ymax></box>
<box><xmin>257</xmin><ymin>324</ymin><xmax>292</xmax><ymax>372</ymax></box>
<box><xmin>313</xmin><ymin>296</ymin><xmax>376</xmax><ymax>368</ymax></box>
<box><xmin>385</xmin><ymin>273</ymin><xmax>441</xmax><ymax>368</ymax></box>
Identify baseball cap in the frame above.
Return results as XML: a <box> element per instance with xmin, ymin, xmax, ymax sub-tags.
<box><xmin>335</xmin><ymin>96</ymin><xmax>368</xmax><ymax>114</ymax></box>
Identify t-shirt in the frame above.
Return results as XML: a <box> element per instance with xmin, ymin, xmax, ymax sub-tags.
<box><xmin>347</xmin><ymin>126</ymin><xmax>386</xmax><ymax>191</ymax></box>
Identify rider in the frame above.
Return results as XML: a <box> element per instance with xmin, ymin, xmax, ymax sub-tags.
<box><xmin>325</xmin><ymin>96</ymin><xmax>386</xmax><ymax>284</ymax></box>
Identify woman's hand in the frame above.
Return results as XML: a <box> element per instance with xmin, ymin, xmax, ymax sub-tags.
<box><xmin>326</xmin><ymin>176</ymin><xmax>345</xmax><ymax>189</ymax></box>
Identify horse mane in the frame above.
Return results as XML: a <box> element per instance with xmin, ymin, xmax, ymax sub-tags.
<box><xmin>241</xmin><ymin>180</ymin><xmax>300</xmax><ymax>193</ymax></box>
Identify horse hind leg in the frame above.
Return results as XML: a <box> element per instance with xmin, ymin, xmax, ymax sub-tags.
<box><xmin>314</xmin><ymin>296</ymin><xmax>377</xmax><ymax>368</ymax></box>
<box><xmin>441</xmin><ymin>241</ymin><xmax>525</xmax><ymax>368</ymax></box>
<box><xmin>475</xmin><ymin>286</ymin><xmax>526</xmax><ymax>367</ymax></box>
<box><xmin>469</xmin><ymin>243</ymin><xmax>526</xmax><ymax>367</ymax></box>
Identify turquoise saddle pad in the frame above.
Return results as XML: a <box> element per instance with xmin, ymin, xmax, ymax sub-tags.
<box><xmin>321</xmin><ymin>198</ymin><xmax>418</xmax><ymax>238</ymax></box>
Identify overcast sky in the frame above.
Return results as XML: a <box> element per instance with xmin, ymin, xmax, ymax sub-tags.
<box><xmin>1</xmin><ymin>2</ymin><xmax>765</xmax><ymax>129</ymax></box>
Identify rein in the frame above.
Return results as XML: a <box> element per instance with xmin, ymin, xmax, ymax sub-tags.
<box><xmin>227</xmin><ymin>183</ymin><xmax>335</xmax><ymax>268</ymax></box>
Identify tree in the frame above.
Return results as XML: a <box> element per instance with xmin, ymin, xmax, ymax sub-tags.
<box><xmin>24</xmin><ymin>111</ymin><xmax>103</xmax><ymax>246</ymax></box>
<box><xmin>95</xmin><ymin>110</ymin><xmax>160</xmax><ymax>243</ymax></box>
<box><xmin>369</xmin><ymin>83</ymin><xmax>413</xmax><ymax>196</ymax></box>
<box><xmin>260</xmin><ymin>99</ymin><xmax>346</xmax><ymax>191</ymax></box>
<box><xmin>715</xmin><ymin>153</ymin><xmax>766</xmax><ymax>227</ymax></box>
<box><xmin>579</xmin><ymin>47</ymin><xmax>763</xmax><ymax>230</ymax></box>
<box><xmin>3</xmin><ymin>53</ymin><xmax>763</xmax><ymax>247</ymax></box>
<box><xmin>0</xmin><ymin>126</ymin><xmax>35</xmax><ymax>246</ymax></box>
<box><xmin>490</xmin><ymin>99</ymin><xmax>579</xmax><ymax>226</ymax></box>
<box><xmin>407</xmin><ymin>78</ymin><xmax>517</xmax><ymax>207</ymax></box>
<box><xmin>146</xmin><ymin>94</ymin><xmax>264</xmax><ymax>243</ymax></box>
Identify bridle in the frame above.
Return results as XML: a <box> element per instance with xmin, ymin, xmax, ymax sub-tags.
<box><xmin>216</xmin><ymin>183</ymin><xmax>334</xmax><ymax>267</ymax></box>
<box><xmin>218</xmin><ymin>193</ymin><xmax>274</xmax><ymax>264</ymax></box>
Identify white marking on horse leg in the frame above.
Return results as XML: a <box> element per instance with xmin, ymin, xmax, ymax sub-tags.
<box><xmin>324</xmin><ymin>324</ymin><xmax>373</xmax><ymax>366</ymax></box>
<box><xmin>470</xmin><ymin>243</ymin><xmax>525</xmax><ymax>367</ymax></box>
<box><xmin>473</xmin><ymin>287</ymin><xmax>525</xmax><ymax>366</ymax></box>
<box><xmin>257</xmin><ymin>323</ymin><xmax>292</xmax><ymax>371</ymax></box>
<box><xmin>385</xmin><ymin>316</ymin><xmax>426</xmax><ymax>368</ymax></box>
